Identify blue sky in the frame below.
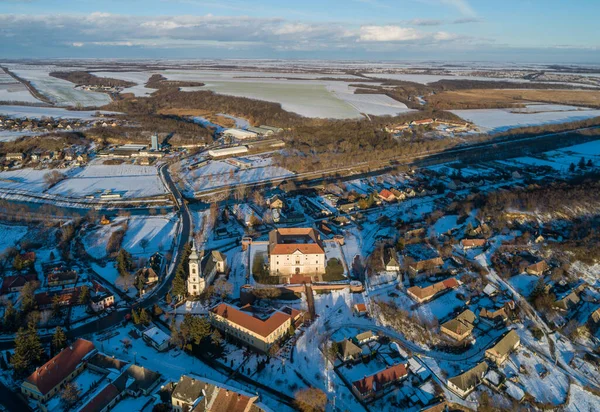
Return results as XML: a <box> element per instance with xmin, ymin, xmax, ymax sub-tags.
<box><xmin>0</xmin><ymin>0</ymin><xmax>598</xmax><ymax>62</ymax></box>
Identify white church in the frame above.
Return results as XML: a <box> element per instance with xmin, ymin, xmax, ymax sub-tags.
<box><xmin>187</xmin><ymin>242</ymin><xmax>227</xmax><ymax>296</ymax></box>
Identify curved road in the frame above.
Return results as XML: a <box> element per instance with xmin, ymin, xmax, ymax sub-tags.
<box><xmin>0</xmin><ymin>163</ymin><xmax>192</xmax><ymax>349</ymax></box>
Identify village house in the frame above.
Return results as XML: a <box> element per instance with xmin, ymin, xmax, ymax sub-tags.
<box><xmin>267</xmin><ymin>195</ymin><xmax>285</xmax><ymax>210</ymax></box>
<box><xmin>209</xmin><ymin>303</ymin><xmax>303</xmax><ymax>353</ymax></box>
<box><xmin>526</xmin><ymin>260</ymin><xmax>549</xmax><ymax>276</ymax></box>
<box><xmin>447</xmin><ymin>361</ymin><xmax>488</xmax><ymax>398</ymax></box>
<box><xmin>440</xmin><ymin>310</ymin><xmax>476</xmax><ymax>341</ymax></box>
<box><xmin>353</xmin><ymin>303</ymin><xmax>368</xmax><ymax>317</ymax></box>
<box><xmin>171</xmin><ymin>375</ymin><xmax>262</xmax><ymax>412</ymax></box>
<box><xmin>21</xmin><ymin>339</ymin><xmax>96</xmax><ymax>405</ymax></box>
<box><xmin>484</xmin><ymin>330</ymin><xmax>520</xmax><ymax>366</ymax></box>
<box><xmin>46</xmin><ymin>269</ymin><xmax>78</xmax><ymax>287</ymax></box>
<box><xmin>143</xmin><ymin>325</ymin><xmax>171</xmax><ymax>352</ymax></box>
<box><xmin>337</xmin><ymin>339</ymin><xmax>363</xmax><ymax>363</ymax></box>
<box><xmin>460</xmin><ymin>239</ymin><xmax>487</xmax><ymax>250</ymax></box>
<box><xmin>187</xmin><ymin>243</ymin><xmax>227</xmax><ymax>296</ymax></box>
<box><xmin>5</xmin><ymin>152</ymin><xmax>24</xmax><ymax>161</ymax></box>
<box><xmin>378</xmin><ymin>189</ymin><xmax>396</xmax><ymax>202</ymax></box>
<box><xmin>90</xmin><ymin>281</ymin><xmax>115</xmax><ymax>312</ymax></box>
<box><xmin>384</xmin><ymin>248</ymin><xmax>400</xmax><ymax>272</ymax></box>
<box><xmin>0</xmin><ymin>273</ymin><xmax>37</xmax><ymax>295</ymax></box>
<box><xmin>136</xmin><ymin>267</ymin><xmax>159</xmax><ymax>285</ymax></box>
<box><xmin>479</xmin><ymin>304</ymin><xmax>510</xmax><ymax>324</ymax></box>
<box><xmin>268</xmin><ymin>228</ymin><xmax>326</xmax><ymax>277</ymax></box>
<box><xmin>407</xmin><ymin>278</ymin><xmax>459</xmax><ymax>304</ymax></box>
<box><xmin>403</xmin><ymin>243</ymin><xmax>444</xmax><ymax>274</ymax></box>
<box><xmin>352</xmin><ymin>364</ymin><xmax>409</xmax><ymax>401</ymax></box>
<box><xmin>354</xmin><ymin>330</ymin><xmax>378</xmax><ymax>346</ymax></box>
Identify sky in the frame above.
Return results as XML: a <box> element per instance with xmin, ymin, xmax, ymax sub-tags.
<box><xmin>0</xmin><ymin>0</ymin><xmax>599</xmax><ymax>63</ymax></box>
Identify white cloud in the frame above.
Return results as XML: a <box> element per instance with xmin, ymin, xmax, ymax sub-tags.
<box><xmin>360</xmin><ymin>25</ymin><xmax>422</xmax><ymax>42</ymax></box>
<box><xmin>71</xmin><ymin>42</ymin><xmax>84</xmax><ymax>47</ymax></box>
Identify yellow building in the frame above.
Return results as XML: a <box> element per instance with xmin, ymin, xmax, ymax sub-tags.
<box><xmin>210</xmin><ymin>303</ymin><xmax>303</xmax><ymax>353</ymax></box>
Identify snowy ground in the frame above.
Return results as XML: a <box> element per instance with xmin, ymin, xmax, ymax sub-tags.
<box><xmin>0</xmin><ymin>83</ymin><xmax>41</xmax><ymax>104</ymax></box>
<box><xmin>48</xmin><ymin>160</ymin><xmax>168</xmax><ymax>199</ymax></box>
<box><xmin>5</xmin><ymin>65</ymin><xmax>112</xmax><ymax>107</ymax></box>
<box><xmin>450</xmin><ymin>106</ymin><xmax>600</xmax><ymax>133</ymax></box>
<box><xmin>122</xmin><ymin>214</ymin><xmax>178</xmax><ymax>257</ymax></box>
<box><xmin>182</xmin><ymin>154</ymin><xmax>294</xmax><ymax>195</ymax></box>
<box><xmin>0</xmin><ymin>104</ymin><xmax>117</xmax><ymax>119</ymax></box>
<box><xmin>502</xmin><ymin>348</ymin><xmax>569</xmax><ymax>405</ymax></box>
<box><xmin>0</xmin><ymin>223</ymin><xmax>28</xmax><ymax>253</ymax></box>
<box><xmin>83</xmin><ymin>219</ymin><xmax>128</xmax><ymax>259</ymax></box>
<box><xmin>0</xmin><ymin>167</ymin><xmax>54</xmax><ymax>193</ymax></box>
<box><xmin>565</xmin><ymin>384</ymin><xmax>600</xmax><ymax>411</ymax></box>
<box><xmin>88</xmin><ymin>325</ymin><xmax>293</xmax><ymax>412</ymax></box>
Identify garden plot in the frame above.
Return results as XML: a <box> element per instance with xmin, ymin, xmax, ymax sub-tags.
<box><xmin>6</xmin><ymin>66</ymin><xmax>112</xmax><ymax>107</ymax></box>
<box><xmin>48</xmin><ymin>161</ymin><xmax>168</xmax><ymax>199</ymax></box>
<box><xmin>122</xmin><ymin>214</ymin><xmax>178</xmax><ymax>256</ymax></box>
<box><xmin>450</xmin><ymin>106</ymin><xmax>600</xmax><ymax>133</ymax></box>
<box><xmin>183</xmin><ymin>155</ymin><xmax>294</xmax><ymax>194</ymax></box>
<box><xmin>0</xmin><ymin>223</ymin><xmax>28</xmax><ymax>253</ymax></box>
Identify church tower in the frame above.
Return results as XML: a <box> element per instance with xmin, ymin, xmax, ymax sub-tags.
<box><xmin>187</xmin><ymin>241</ymin><xmax>205</xmax><ymax>296</ymax></box>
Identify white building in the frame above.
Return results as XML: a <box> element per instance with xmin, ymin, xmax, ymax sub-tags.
<box><xmin>142</xmin><ymin>325</ymin><xmax>170</xmax><ymax>352</ymax></box>
<box><xmin>187</xmin><ymin>243</ymin><xmax>227</xmax><ymax>296</ymax></box>
<box><xmin>268</xmin><ymin>228</ymin><xmax>326</xmax><ymax>277</ymax></box>
<box><xmin>222</xmin><ymin>128</ymin><xmax>258</xmax><ymax>140</ymax></box>
<box><xmin>207</xmin><ymin>146</ymin><xmax>249</xmax><ymax>158</ymax></box>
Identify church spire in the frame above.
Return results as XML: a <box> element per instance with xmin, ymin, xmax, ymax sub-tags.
<box><xmin>189</xmin><ymin>240</ymin><xmax>199</xmax><ymax>261</ymax></box>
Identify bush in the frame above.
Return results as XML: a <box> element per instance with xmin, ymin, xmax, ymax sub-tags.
<box><xmin>324</xmin><ymin>258</ymin><xmax>345</xmax><ymax>281</ymax></box>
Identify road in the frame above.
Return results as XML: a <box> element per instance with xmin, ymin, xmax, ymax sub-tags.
<box><xmin>0</xmin><ymin>163</ymin><xmax>192</xmax><ymax>350</ymax></box>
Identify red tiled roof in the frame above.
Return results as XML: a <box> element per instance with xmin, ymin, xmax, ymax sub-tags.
<box><xmin>352</xmin><ymin>364</ymin><xmax>408</xmax><ymax>395</ymax></box>
<box><xmin>379</xmin><ymin>189</ymin><xmax>394</xmax><ymax>200</ymax></box>
<box><xmin>211</xmin><ymin>304</ymin><xmax>294</xmax><ymax>338</ymax></box>
<box><xmin>24</xmin><ymin>339</ymin><xmax>95</xmax><ymax>396</ymax></box>
<box><xmin>270</xmin><ymin>244</ymin><xmax>325</xmax><ymax>255</ymax></box>
<box><xmin>79</xmin><ymin>383</ymin><xmax>120</xmax><ymax>412</ymax></box>
<box><xmin>355</xmin><ymin>303</ymin><xmax>367</xmax><ymax>313</ymax></box>
<box><xmin>269</xmin><ymin>228</ymin><xmax>325</xmax><ymax>256</ymax></box>
<box><xmin>461</xmin><ymin>239</ymin><xmax>486</xmax><ymax>247</ymax></box>
<box><xmin>407</xmin><ymin>278</ymin><xmax>458</xmax><ymax>301</ymax></box>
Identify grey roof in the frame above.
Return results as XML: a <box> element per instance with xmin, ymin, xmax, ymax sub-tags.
<box><xmin>126</xmin><ymin>364</ymin><xmax>161</xmax><ymax>392</ymax></box>
<box><xmin>339</xmin><ymin>339</ymin><xmax>362</xmax><ymax>359</ymax></box>
<box><xmin>88</xmin><ymin>352</ymin><xmax>127</xmax><ymax>372</ymax></box>
<box><xmin>172</xmin><ymin>375</ymin><xmax>210</xmax><ymax>404</ymax></box>
<box><xmin>448</xmin><ymin>361</ymin><xmax>488</xmax><ymax>392</ymax></box>
<box><xmin>486</xmin><ymin>330</ymin><xmax>520</xmax><ymax>358</ymax></box>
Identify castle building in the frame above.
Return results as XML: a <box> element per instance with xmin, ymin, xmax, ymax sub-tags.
<box><xmin>268</xmin><ymin>228</ymin><xmax>326</xmax><ymax>277</ymax></box>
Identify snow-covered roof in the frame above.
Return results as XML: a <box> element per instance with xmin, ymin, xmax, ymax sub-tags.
<box><xmin>143</xmin><ymin>326</ymin><xmax>170</xmax><ymax>346</ymax></box>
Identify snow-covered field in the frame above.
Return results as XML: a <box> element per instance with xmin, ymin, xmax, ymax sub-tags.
<box><xmin>327</xmin><ymin>82</ymin><xmax>412</xmax><ymax>116</ymax></box>
<box><xmin>48</xmin><ymin>161</ymin><xmax>168</xmax><ymax>199</ymax></box>
<box><xmin>0</xmin><ymin>223</ymin><xmax>28</xmax><ymax>253</ymax></box>
<box><xmin>183</xmin><ymin>154</ymin><xmax>294</xmax><ymax>194</ymax></box>
<box><xmin>451</xmin><ymin>105</ymin><xmax>600</xmax><ymax>133</ymax></box>
<box><xmin>364</xmin><ymin>73</ymin><xmax>534</xmax><ymax>84</ymax></box>
<box><xmin>5</xmin><ymin>65</ymin><xmax>112</xmax><ymax>107</ymax></box>
<box><xmin>122</xmin><ymin>214</ymin><xmax>178</xmax><ymax>256</ymax></box>
<box><xmin>0</xmin><ymin>104</ymin><xmax>117</xmax><ymax>119</ymax></box>
<box><xmin>83</xmin><ymin>220</ymin><xmax>127</xmax><ymax>259</ymax></box>
<box><xmin>0</xmin><ymin>83</ymin><xmax>40</xmax><ymax>104</ymax></box>
<box><xmin>0</xmin><ymin>167</ymin><xmax>55</xmax><ymax>193</ymax></box>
